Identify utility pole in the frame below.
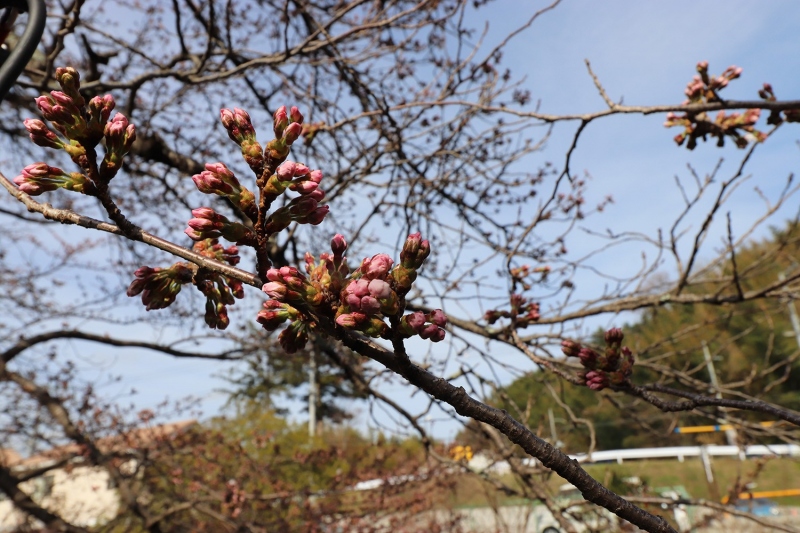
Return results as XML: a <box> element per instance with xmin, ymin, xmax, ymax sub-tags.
<box><xmin>308</xmin><ymin>350</ymin><xmax>318</xmax><ymax>440</ymax></box>
<box><xmin>702</xmin><ymin>342</ymin><xmax>738</xmax><ymax>447</ymax></box>
<box><xmin>779</xmin><ymin>272</ymin><xmax>800</xmax><ymax>349</ymax></box>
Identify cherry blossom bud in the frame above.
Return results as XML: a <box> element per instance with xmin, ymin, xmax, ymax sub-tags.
<box><xmin>336</xmin><ymin>312</ymin><xmax>365</xmax><ymax>328</ymax></box>
<box><xmin>308</xmin><ymin>169</ymin><xmax>323</xmax><ymax>184</ymax></box>
<box><xmin>262</xmin><ymin>282</ymin><xmax>287</xmax><ymax>300</ymax></box>
<box><xmin>35</xmin><ymin>94</ymin><xmax>81</xmax><ymax>134</ymax></box>
<box><xmin>185</xmin><ymin>207</ymin><xmax>253</xmax><ymax>243</ymax></box>
<box><xmin>256</xmin><ymin>300</ymin><xmax>295</xmax><ymax>330</ymax></box>
<box><xmin>604</xmin><ymin>327</ymin><xmax>624</xmax><ymax>345</ymax></box>
<box><xmin>289</xmin><ymin>106</ymin><xmax>303</xmax><ymax>124</ymax></box>
<box><xmin>127</xmin><ymin>263</ymin><xmax>193</xmax><ymax>310</ymax></box>
<box><xmin>220</xmin><ymin>107</ymin><xmax>256</xmax><ymax>144</ymax></box>
<box><xmin>55</xmin><ymin>67</ymin><xmax>85</xmax><ymax>108</ymax></box>
<box><xmin>304</xmin><ymin>205</ymin><xmax>329</xmax><ymax>225</ymax></box>
<box><xmin>101</xmin><ymin>113</ymin><xmax>136</xmax><ymax>180</ymax></box>
<box><xmin>23</xmin><ymin>119</ymin><xmax>64</xmax><ymax>150</ymax></box>
<box><xmin>428</xmin><ymin>309</ymin><xmax>447</xmax><ymax>327</ymax></box>
<box><xmin>273</xmin><ymin>106</ymin><xmax>289</xmax><ymax>138</ymax></box>
<box><xmin>360</xmin><ymin>296</ymin><xmax>381</xmax><ymax>315</ymax></box>
<box><xmin>331</xmin><ymin>234</ymin><xmax>347</xmax><ymax>258</ymax></box>
<box><xmin>14</xmin><ymin>163</ymin><xmax>93</xmax><ymax>195</ymax></box>
<box><xmin>560</xmin><ymin>339</ymin><xmax>582</xmax><ymax>358</ymax></box>
<box><xmin>584</xmin><ymin>370</ymin><xmax>609</xmax><ymax>391</ymax></box>
<box><xmin>283</xmin><ymin>122</ymin><xmax>302</xmax><ymax>145</ymax></box>
<box><xmin>362</xmin><ymin>253</ymin><xmax>393</xmax><ymax>279</ymax></box>
<box><xmin>578</xmin><ymin>347</ymin><xmax>598</xmax><ymax>369</ymax></box>
<box><xmin>400</xmin><ymin>233</ymin><xmax>431</xmax><ymax>269</ymax></box>
<box><xmin>368</xmin><ymin>279</ymin><xmax>392</xmax><ymax>299</ymax></box>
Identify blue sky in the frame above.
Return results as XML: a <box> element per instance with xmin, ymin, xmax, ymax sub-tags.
<box><xmin>4</xmin><ymin>1</ymin><xmax>800</xmax><ymax>444</ymax></box>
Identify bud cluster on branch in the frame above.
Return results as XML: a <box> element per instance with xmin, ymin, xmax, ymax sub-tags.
<box><xmin>561</xmin><ymin>328</ymin><xmax>634</xmax><ymax>390</ymax></box>
<box><xmin>664</xmin><ymin>61</ymin><xmax>766</xmax><ymax>150</ymax></box>
<box><xmin>258</xmin><ymin>233</ymin><xmax>446</xmax><ymax>353</ymax></box>
<box><xmin>15</xmin><ymin>68</ymin><xmax>444</xmax><ymax>345</ymax></box>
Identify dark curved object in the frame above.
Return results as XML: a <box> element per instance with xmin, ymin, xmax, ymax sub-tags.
<box><xmin>0</xmin><ymin>0</ymin><xmax>46</xmax><ymax>103</ymax></box>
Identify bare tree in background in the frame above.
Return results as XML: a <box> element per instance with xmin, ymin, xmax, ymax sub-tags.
<box><xmin>2</xmin><ymin>1</ymin><xmax>800</xmax><ymax>532</ymax></box>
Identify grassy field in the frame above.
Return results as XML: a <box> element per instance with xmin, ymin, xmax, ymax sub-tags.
<box><xmin>449</xmin><ymin>456</ymin><xmax>800</xmax><ymax>508</ymax></box>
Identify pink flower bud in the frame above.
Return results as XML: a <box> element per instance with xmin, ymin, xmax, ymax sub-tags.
<box><xmin>262</xmin><ymin>282</ymin><xmax>287</xmax><ymax>299</ymax></box>
<box><xmin>419</xmin><ymin>323</ymin><xmax>441</xmax><ymax>340</ymax></box>
<box><xmin>363</xmin><ymin>253</ymin><xmax>393</xmax><ymax>279</ymax></box>
<box><xmin>604</xmin><ymin>327</ymin><xmax>624</xmax><ymax>344</ymax></box>
<box><xmin>336</xmin><ymin>312</ymin><xmax>365</xmax><ymax>328</ymax></box>
<box><xmin>346</xmin><ymin>293</ymin><xmax>362</xmax><ymax>309</ymax></box>
<box><xmin>289</xmin><ymin>106</ymin><xmax>303</xmax><ymax>124</ymax></box>
<box><xmin>561</xmin><ymin>339</ymin><xmax>582</xmax><ymax>358</ymax></box>
<box><xmin>360</xmin><ymin>296</ymin><xmax>381</xmax><ymax>315</ymax></box>
<box><xmin>283</xmin><ymin>122</ymin><xmax>302</xmax><ymax>144</ymax></box>
<box><xmin>346</xmin><ymin>278</ymin><xmax>370</xmax><ymax>298</ymax></box>
<box><xmin>289</xmin><ymin>196</ymin><xmax>319</xmax><ymax>217</ymax></box>
<box><xmin>368</xmin><ymin>279</ymin><xmax>392</xmax><ymax>299</ymax></box>
<box><xmin>405</xmin><ymin>311</ymin><xmax>426</xmax><ymax>331</ymax></box>
<box><xmin>273</xmin><ymin>105</ymin><xmax>289</xmax><ymax>137</ymax></box>
<box><xmin>276</xmin><ymin>160</ymin><xmax>296</xmax><ymax>180</ymax></box>
<box><xmin>306</xmin><ymin>205</ymin><xmax>329</xmax><ymax>225</ymax></box>
<box><xmin>331</xmin><ymin>234</ymin><xmax>347</xmax><ymax>258</ymax></box>
<box><xmin>578</xmin><ymin>347</ymin><xmax>598</xmax><ymax>369</ymax></box>
<box><xmin>428</xmin><ymin>309</ymin><xmax>447</xmax><ymax>327</ymax></box>
<box><xmin>585</xmin><ymin>370</ymin><xmax>609</xmax><ymax>391</ymax></box>
<box><xmin>429</xmin><ymin>327</ymin><xmax>445</xmax><ymax>342</ymax></box>
<box><xmin>308</xmin><ymin>169</ymin><xmax>323</xmax><ymax>184</ymax></box>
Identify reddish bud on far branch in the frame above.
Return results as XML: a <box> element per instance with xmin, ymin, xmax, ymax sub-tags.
<box><xmin>561</xmin><ymin>328</ymin><xmax>635</xmax><ymax>391</ymax></box>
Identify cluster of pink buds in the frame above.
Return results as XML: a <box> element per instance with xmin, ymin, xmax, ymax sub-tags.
<box><xmin>561</xmin><ymin>328</ymin><xmax>634</xmax><ymax>391</ymax></box>
<box><xmin>99</xmin><ymin>113</ymin><xmax>136</xmax><ymax>180</ymax></box>
<box><xmin>510</xmin><ymin>264</ymin><xmax>551</xmax><ymax>290</ymax></box>
<box><xmin>185</xmin><ymin>207</ymin><xmax>254</xmax><ymax>245</ymax></box>
<box><xmin>14</xmin><ymin>163</ymin><xmax>94</xmax><ymax>196</ymax></box>
<box><xmin>126</xmin><ymin>264</ymin><xmax>194</xmax><ymax>311</ymax></box>
<box><xmin>399</xmin><ymin>310</ymin><xmax>447</xmax><ymax>342</ymax></box>
<box><xmin>258</xmin><ymin>232</ymin><xmax>444</xmax><ymax>352</ymax></box>
<box><xmin>262</xmin><ymin>161</ymin><xmax>328</xmax><ymax>232</ymax></box>
<box><xmin>665</xmin><ymin>61</ymin><xmax>766</xmax><ymax>150</ymax></box>
<box><xmin>191</xmin><ymin>163</ymin><xmax>257</xmax><ymax>221</ymax></box>
<box><xmin>483</xmin><ymin>293</ymin><xmax>540</xmax><ymax>328</ymax></box>
<box><xmin>15</xmin><ymin>67</ymin><xmax>138</xmax><ymax>200</ymax></box>
<box><xmin>758</xmin><ymin>83</ymin><xmax>800</xmax><ymax>125</ymax></box>
<box><xmin>193</xmin><ymin>239</ymin><xmax>244</xmax><ymax>329</ymax></box>
<box><xmin>267</xmin><ymin>105</ymin><xmax>304</xmax><ymax>160</ymax></box>
<box><xmin>126</xmin><ymin>239</ymin><xmax>243</xmax><ymax>329</ymax></box>
<box><xmin>220</xmin><ymin>107</ymin><xmax>264</xmax><ymax>174</ymax></box>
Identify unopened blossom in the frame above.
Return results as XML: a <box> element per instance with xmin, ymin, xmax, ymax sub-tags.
<box><xmin>185</xmin><ymin>207</ymin><xmax>253</xmax><ymax>244</ymax></box>
<box><xmin>256</xmin><ymin>300</ymin><xmax>297</xmax><ymax>331</ymax></box>
<box><xmin>14</xmin><ymin>163</ymin><xmax>93</xmax><ymax>196</ymax></box>
<box><xmin>192</xmin><ymin>162</ymin><xmax>256</xmax><ymax>216</ymax></box>
<box><xmin>266</xmin><ymin>105</ymin><xmax>305</xmax><ymax>160</ymax></box>
<box><xmin>560</xmin><ymin>339</ymin><xmax>582</xmax><ymax>358</ymax></box>
<box><xmin>361</xmin><ymin>253</ymin><xmax>393</xmax><ymax>279</ymax></box>
<box><xmin>55</xmin><ymin>67</ymin><xmax>85</xmax><ymax>107</ymax></box>
<box><xmin>86</xmin><ymin>94</ymin><xmax>115</xmax><ymax>141</ymax></box>
<box><xmin>126</xmin><ymin>264</ymin><xmax>193</xmax><ymax>311</ymax></box>
<box><xmin>100</xmin><ymin>113</ymin><xmax>136</xmax><ymax>179</ymax></box>
<box><xmin>220</xmin><ymin>107</ymin><xmax>256</xmax><ymax>145</ymax></box>
<box><xmin>23</xmin><ymin>119</ymin><xmax>64</xmax><ymax>150</ymax></box>
<box><xmin>331</xmin><ymin>234</ymin><xmax>347</xmax><ymax>259</ymax></box>
<box><xmin>279</xmin><ymin>320</ymin><xmax>309</xmax><ymax>353</ymax></box>
<box><xmin>584</xmin><ymin>370</ymin><xmax>609</xmax><ymax>391</ymax></box>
